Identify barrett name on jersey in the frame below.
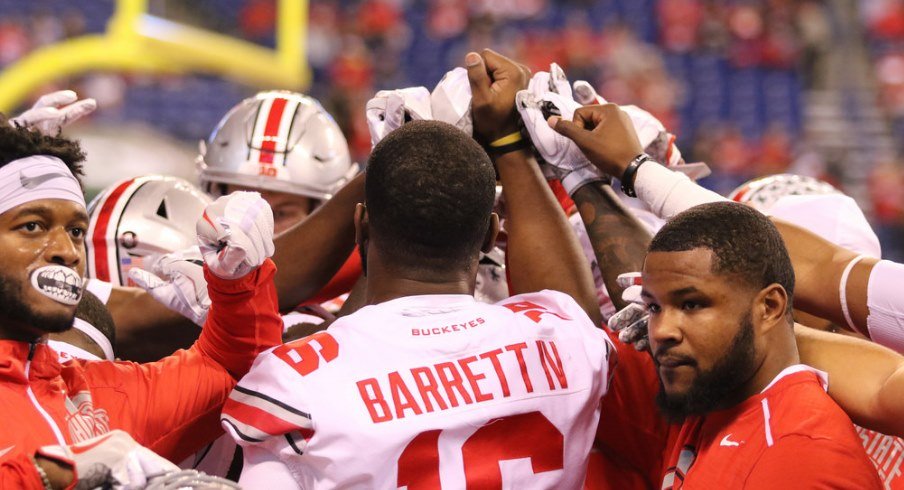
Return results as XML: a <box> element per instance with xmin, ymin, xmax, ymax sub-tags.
<box><xmin>222</xmin><ymin>290</ymin><xmax>613</xmax><ymax>489</ymax></box>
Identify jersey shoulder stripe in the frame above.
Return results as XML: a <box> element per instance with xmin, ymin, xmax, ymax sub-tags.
<box><xmin>222</xmin><ymin>385</ymin><xmax>314</xmax><ymax>447</ymax></box>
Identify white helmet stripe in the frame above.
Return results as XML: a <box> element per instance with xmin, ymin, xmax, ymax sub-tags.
<box><xmin>248</xmin><ymin>96</ymin><xmax>274</xmax><ymax>165</ymax></box>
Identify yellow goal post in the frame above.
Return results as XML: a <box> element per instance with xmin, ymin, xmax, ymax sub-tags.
<box><xmin>0</xmin><ymin>0</ymin><xmax>308</xmax><ymax>112</ymax></box>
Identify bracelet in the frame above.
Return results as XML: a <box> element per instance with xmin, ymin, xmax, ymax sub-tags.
<box><xmin>620</xmin><ymin>153</ymin><xmax>652</xmax><ymax>198</ymax></box>
<box><xmin>489</xmin><ymin>132</ymin><xmax>522</xmax><ymax>147</ymax></box>
<box><xmin>839</xmin><ymin>254</ymin><xmax>867</xmax><ymax>335</ymax></box>
<box><xmin>485</xmin><ymin>136</ymin><xmax>531</xmax><ymax>158</ymax></box>
<box><xmin>32</xmin><ymin>458</ymin><xmax>54</xmax><ymax>490</ymax></box>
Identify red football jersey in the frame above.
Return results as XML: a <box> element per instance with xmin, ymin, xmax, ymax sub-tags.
<box><xmin>858</xmin><ymin>426</ymin><xmax>904</xmax><ymax>489</ymax></box>
<box><xmin>660</xmin><ymin>366</ymin><xmax>881</xmax><ymax>489</ymax></box>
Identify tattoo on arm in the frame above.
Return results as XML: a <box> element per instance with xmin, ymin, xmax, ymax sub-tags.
<box><xmin>573</xmin><ymin>182</ymin><xmax>652</xmax><ymax>311</ymax></box>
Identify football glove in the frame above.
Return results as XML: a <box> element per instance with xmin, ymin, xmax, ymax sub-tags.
<box><xmin>431</xmin><ymin>67</ymin><xmax>473</xmax><ymax>135</ymax></box>
<box><xmin>196</xmin><ymin>191</ymin><xmax>274</xmax><ymax>280</ymax></box>
<box><xmin>516</xmin><ymin>69</ymin><xmax>606</xmax><ymax>195</ymax></box>
<box><xmin>129</xmin><ymin>246</ymin><xmax>209</xmax><ymax>326</ymax></box>
<box><xmin>365</xmin><ymin>87</ymin><xmax>432</xmax><ymax>147</ymax></box>
<box><xmin>11</xmin><ymin>90</ymin><xmax>96</xmax><ymax>135</ymax></box>
<box><xmin>37</xmin><ymin>430</ymin><xmax>180</xmax><ymax>490</ymax></box>
<box><xmin>607</xmin><ymin>272</ymin><xmax>650</xmax><ymax>351</ymax></box>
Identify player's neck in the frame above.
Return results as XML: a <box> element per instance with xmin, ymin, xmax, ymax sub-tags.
<box><xmin>363</xmin><ymin>257</ymin><xmax>475</xmax><ymax>305</ymax></box>
<box><xmin>740</xmin><ymin>328</ymin><xmax>801</xmax><ymax>401</ymax></box>
<box><xmin>0</xmin><ymin>319</ymin><xmax>48</xmax><ymax>343</ymax></box>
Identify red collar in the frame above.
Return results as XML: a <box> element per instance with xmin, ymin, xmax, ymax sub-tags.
<box><xmin>0</xmin><ymin>340</ymin><xmax>62</xmax><ymax>384</ymax></box>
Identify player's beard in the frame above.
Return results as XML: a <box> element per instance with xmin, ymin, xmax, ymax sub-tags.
<box><xmin>0</xmin><ymin>272</ymin><xmax>74</xmax><ymax>336</ymax></box>
<box><xmin>655</xmin><ymin>311</ymin><xmax>756</xmax><ymax>423</ymax></box>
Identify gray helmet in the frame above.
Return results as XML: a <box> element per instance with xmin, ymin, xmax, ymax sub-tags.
<box><xmin>198</xmin><ymin>90</ymin><xmax>357</xmax><ymax>200</ymax></box>
<box><xmin>86</xmin><ymin>175</ymin><xmax>212</xmax><ymax>286</ymax></box>
<box><xmin>728</xmin><ymin>174</ymin><xmax>839</xmax><ymax>211</ymax></box>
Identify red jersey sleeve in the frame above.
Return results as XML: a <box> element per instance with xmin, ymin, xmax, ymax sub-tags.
<box><xmin>595</xmin><ymin>330</ymin><xmax>674</xmax><ymax>489</ymax></box>
<box><xmin>0</xmin><ymin>455</ymin><xmax>45</xmax><ymax>490</ymax></box>
<box><xmin>83</xmin><ymin>259</ymin><xmax>282</xmax><ymax>462</ymax></box>
<box><xmin>744</xmin><ymin>435</ymin><xmax>883</xmax><ymax>489</ymax></box>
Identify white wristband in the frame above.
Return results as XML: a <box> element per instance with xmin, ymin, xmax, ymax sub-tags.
<box><xmin>633</xmin><ymin>162</ymin><xmax>727</xmax><ymax>219</ymax></box>
<box><xmin>838</xmin><ymin>254</ymin><xmax>867</xmax><ymax>335</ymax></box>
<box><xmin>561</xmin><ymin>167</ymin><xmax>608</xmax><ymax>196</ymax></box>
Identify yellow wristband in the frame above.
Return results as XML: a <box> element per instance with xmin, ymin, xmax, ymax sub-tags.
<box><xmin>489</xmin><ymin>132</ymin><xmax>522</xmax><ymax>147</ymax></box>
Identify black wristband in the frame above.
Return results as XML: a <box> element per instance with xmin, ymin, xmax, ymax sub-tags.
<box><xmin>486</xmin><ymin>139</ymin><xmax>531</xmax><ymax>158</ymax></box>
<box><xmin>620</xmin><ymin>153</ymin><xmax>651</xmax><ymax>198</ymax></box>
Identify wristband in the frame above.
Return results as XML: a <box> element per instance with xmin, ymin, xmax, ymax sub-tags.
<box><xmin>32</xmin><ymin>458</ymin><xmax>54</xmax><ymax>490</ymax></box>
<box><xmin>485</xmin><ymin>138</ymin><xmax>531</xmax><ymax>158</ymax></box>
<box><xmin>489</xmin><ymin>132</ymin><xmax>522</xmax><ymax>147</ymax></box>
<box><xmin>839</xmin><ymin>254</ymin><xmax>867</xmax><ymax>335</ymax></box>
<box><xmin>560</xmin><ymin>167</ymin><xmax>610</xmax><ymax>196</ymax></box>
<box><xmin>620</xmin><ymin>154</ymin><xmax>651</xmax><ymax>197</ymax></box>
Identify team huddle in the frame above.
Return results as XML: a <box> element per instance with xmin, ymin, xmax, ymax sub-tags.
<box><xmin>0</xmin><ymin>48</ymin><xmax>903</xmax><ymax>489</ymax></box>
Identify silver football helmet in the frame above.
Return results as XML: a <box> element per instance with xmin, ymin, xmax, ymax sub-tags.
<box><xmin>728</xmin><ymin>174</ymin><xmax>839</xmax><ymax>212</ymax></box>
<box><xmin>86</xmin><ymin>175</ymin><xmax>212</xmax><ymax>287</ymax></box>
<box><xmin>198</xmin><ymin>90</ymin><xmax>357</xmax><ymax>200</ymax></box>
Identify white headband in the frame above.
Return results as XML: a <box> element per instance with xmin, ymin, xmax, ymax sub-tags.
<box><xmin>0</xmin><ymin>155</ymin><xmax>86</xmax><ymax>216</ymax></box>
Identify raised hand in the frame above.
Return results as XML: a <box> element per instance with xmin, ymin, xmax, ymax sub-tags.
<box><xmin>10</xmin><ymin>90</ymin><xmax>96</xmax><ymax>134</ymax></box>
<box><xmin>365</xmin><ymin>87</ymin><xmax>432</xmax><ymax>147</ymax></box>
<box><xmin>465</xmin><ymin>49</ymin><xmax>531</xmax><ymax>143</ymax></box>
<box><xmin>570</xmin><ymin>81</ymin><xmax>709</xmax><ymax>179</ymax></box>
<box><xmin>196</xmin><ymin>191</ymin><xmax>275</xmax><ymax>280</ymax></box>
<box><xmin>516</xmin><ymin>70</ymin><xmax>606</xmax><ymax>195</ymax></box>
<box><xmin>431</xmin><ymin>67</ymin><xmax>473</xmax><ymax>135</ymax></box>
<box><xmin>549</xmin><ymin>103</ymin><xmax>645</xmax><ymax>178</ymax></box>
<box><xmin>128</xmin><ymin>246</ymin><xmax>210</xmax><ymax>326</ymax></box>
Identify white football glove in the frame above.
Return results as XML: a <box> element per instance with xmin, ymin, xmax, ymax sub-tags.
<box><xmin>430</xmin><ymin>67</ymin><xmax>472</xmax><ymax>135</ymax></box>
<box><xmin>196</xmin><ymin>191</ymin><xmax>275</xmax><ymax>280</ymax></box>
<box><xmin>145</xmin><ymin>470</ymin><xmax>241</xmax><ymax>489</ymax></box>
<box><xmin>10</xmin><ymin>90</ymin><xmax>96</xmax><ymax>135</ymax></box>
<box><xmin>607</xmin><ymin>272</ymin><xmax>650</xmax><ymax>351</ymax></box>
<box><xmin>365</xmin><ymin>87</ymin><xmax>432</xmax><ymax>148</ymax></box>
<box><xmin>527</xmin><ymin>62</ymin><xmax>573</xmax><ymax>99</ymax></box>
<box><xmin>572</xmin><ymin>80</ymin><xmax>606</xmax><ymax>105</ymax></box>
<box><xmin>37</xmin><ymin>430</ymin><xmax>180</xmax><ymax>490</ymax></box>
<box><xmin>128</xmin><ymin>247</ymin><xmax>210</xmax><ymax>326</ymax></box>
<box><xmin>516</xmin><ymin>72</ymin><xmax>606</xmax><ymax>195</ymax></box>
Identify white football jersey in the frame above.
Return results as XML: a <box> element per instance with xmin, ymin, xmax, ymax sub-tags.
<box><xmin>223</xmin><ymin>290</ymin><xmax>613</xmax><ymax>489</ymax></box>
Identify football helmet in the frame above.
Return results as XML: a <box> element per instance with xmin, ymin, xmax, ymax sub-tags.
<box><xmin>86</xmin><ymin>175</ymin><xmax>212</xmax><ymax>286</ymax></box>
<box><xmin>198</xmin><ymin>90</ymin><xmax>357</xmax><ymax>200</ymax></box>
<box><xmin>728</xmin><ymin>174</ymin><xmax>839</xmax><ymax>211</ymax></box>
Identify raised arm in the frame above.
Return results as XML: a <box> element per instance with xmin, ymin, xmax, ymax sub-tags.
<box><xmin>571</xmin><ymin>183</ymin><xmax>651</xmax><ymax>312</ymax></box>
<box><xmin>795</xmin><ymin>324</ymin><xmax>904</xmax><ymax>437</ymax></box>
<box><xmin>83</xmin><ymin>192</ymin><xmax>282</xmax><ymax>462</ymax></box>
<box><xmin>272</xmin><ymin>172</ymin><xmax>364</xmax><ymax>309</ymax></box>
<box><xmin>553</xmin><ymin>104</ymin><xmax>904</xmax><ymax>350</ymax></box>
<box><xmin>466</xmin><ymin>49</ymin><xmax>601</xmax><ymax>326</ymax></box>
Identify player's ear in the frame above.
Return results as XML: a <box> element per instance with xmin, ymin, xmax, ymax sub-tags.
<box><xmin>481</xmin><ymin>212</ymin><xmax>500</xmax><ymax>254</ymax></box>
<box><xmin>354</xmin><ymin>203</ymin><xmax>369</xmax><ymax>247</ymax></box>
<box><xmin>755</xmin><ymin>283</ymin><xmax>790</xmax><ymax>334</ymax></box>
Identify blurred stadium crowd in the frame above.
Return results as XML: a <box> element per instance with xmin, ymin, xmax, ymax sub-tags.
<box><xmin>1</xmin><ymin>0</ymin><xmax>903</xmax><ymax>258</ymax></box>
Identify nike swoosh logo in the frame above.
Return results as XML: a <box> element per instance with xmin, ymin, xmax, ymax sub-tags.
<box><xmin>720</xmin><ymin>435</ymin><xmax>740</xmax><ymax>447</ymax></box>
<box><xmin>19</xmin><ymin>171</ymin><xmax>70</xmax><ymax>189</ymax></box>
<box><xmin>0</xmin><ymin>445</ymin><xmax>14</xmax><ymax>458</ymax></box>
